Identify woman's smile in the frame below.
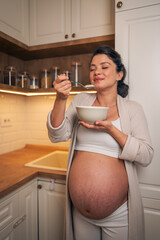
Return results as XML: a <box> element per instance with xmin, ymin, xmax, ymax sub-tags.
<box><xmin>94</xmin><ymin>77</ymin><xmax>104</xmax><ymax>82</ymax></box>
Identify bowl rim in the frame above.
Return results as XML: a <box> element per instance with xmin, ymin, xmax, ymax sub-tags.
<box><xmin>76</xmin><ymin>106</ymin><xmax>109</xmax><ymax>110</ymax></box>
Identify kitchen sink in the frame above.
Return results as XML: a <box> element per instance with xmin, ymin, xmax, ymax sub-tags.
<box><xmin>25</xmin><ymin>150</ymin><xmax>68</xmax><ymax>171</ymax></box>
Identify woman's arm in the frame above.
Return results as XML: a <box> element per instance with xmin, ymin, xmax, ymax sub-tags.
<box><xmin>79</xmin><ymin>120</ymin><xmax>128</xmax><ymax>148</ymax></box>
<box><xmin>79</xmin><ymin>102</ymin><xmax>154</xmax><ymax>167</ymax></box>
<box><xmin>50</xmin><ymin>74</ymin><xmax>72</xmax><ymax>128</ymax></box>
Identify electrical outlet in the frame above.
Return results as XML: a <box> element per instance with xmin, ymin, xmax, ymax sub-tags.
<box><xmin>0</xmin><ymin>115</ymin><xmax>12</xmax><ymax>128</ymax></box>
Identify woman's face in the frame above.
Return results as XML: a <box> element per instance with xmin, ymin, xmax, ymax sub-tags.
<box><xmin>89</xmin><ymin>54</ymin><xmax>123</xmax><ymax>92</ymax></box>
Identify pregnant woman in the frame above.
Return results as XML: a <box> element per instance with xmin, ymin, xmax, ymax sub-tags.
<box><xmin>47</xmin><ymin>46</ymin><xmax>153</xmax><ymax>240</ymax></box>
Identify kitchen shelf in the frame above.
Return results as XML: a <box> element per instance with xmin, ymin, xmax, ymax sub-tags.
<box><xmin>0</xmin><ymin>31</ymin><xmax>115</xmax><ymax>60</ymax></box>
<box><xmin>0</xmin><ymin>83</ymin><xmax>96</xmax><ymax>96</ymax></box>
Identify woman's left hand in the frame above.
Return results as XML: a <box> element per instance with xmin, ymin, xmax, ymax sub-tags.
<box><xmin>79</xmin><ymin>119</ymin><xmax>128</xmax><ymax>148</ymax></box>
<box><xmin>79</xmin><ymin>120</ymin><xmax>113</xmax><ymax>133</ymax></box>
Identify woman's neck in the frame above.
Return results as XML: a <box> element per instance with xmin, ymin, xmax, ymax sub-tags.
<box><xmin>95</xmin><ymin>90</ymin><xmax>117</xmax><ymax>108</ymax></box>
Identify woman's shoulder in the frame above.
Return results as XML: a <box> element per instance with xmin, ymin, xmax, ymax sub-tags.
<box><xmin>118</xmin><ymin>95</ymin><xmax>144</xmax><ymax>118</ymax></box>
<box><xmin>119</xmin><ymin>95</ymin><xmax>142</xmax><ymax>109</ymax></box>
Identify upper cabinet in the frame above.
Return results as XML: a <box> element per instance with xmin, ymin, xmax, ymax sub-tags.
<box><xmin>71</xmin><ymin>0</ymin><xmax>115</xmax><ymax>41</ymax></box>
<box><xmin>115</xmin><ymin>0</ymin><xmax>160</xmax><ymax>12</ymax></box>
<box><xmin>0</xmin><ymin>0</ymin><xmax>29</xmax><ymax>45</ymax></box>
<box><xmin>0</xmin><ymin>0</ymin><xmax>115</xmax><ymax>60</ymax></box>
<box><xmin>29</xmin><ymin>0</ymin><xmax>70</xmax><ymax>46</ymax></box>
<box><xmin>29</xmin><ymin>0</ymin><xmax>115</xmax><ymax>46</ymax></box>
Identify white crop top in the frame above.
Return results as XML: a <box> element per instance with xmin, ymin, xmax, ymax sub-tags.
<box><xmin>75</xmin><ymin>118</ymin><xmax>121</xmax><ymax>158</ymax></box>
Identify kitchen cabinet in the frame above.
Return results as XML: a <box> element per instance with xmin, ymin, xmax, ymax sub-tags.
<box><xmin>0</xmin><ymin>0</ymin><xmax>115</xmax><ymax>60</ymax></box>
<box><xmin>29</xmin><ymin>0</ymin><xmax>115</xmax><ymax>46</ymax></box>
<box><xmin>0</xmin><ymin>0</ymin><xmax>29</xmax><ymax>45</ymax></box>
<box><xmin>0</xmin><ymin>179</ymin><xmax>37</xmax><ymax>240</ymax></box>
<box><xmin>115</xmin><ymin>0</ymin><xmax>160</xmax><ymax>12</ymax></box>
<box><xmin>37</xmin><ymin>178</ymin><xmax>66</xmax><ymax>240</ymax></box>
<box><xmin>0</xmin><ymin>192</ymin><xmax>19</xmax><ymax>240</ymax></box>
<box><xmin>18</xmin><ymin>179</ymin><xmax>37</xmax><ymax>240</ymax></box>
<box><xmin>115</xmin><ymin>2</ymin><xmax>160</xmax><ymax>240</ymax></box>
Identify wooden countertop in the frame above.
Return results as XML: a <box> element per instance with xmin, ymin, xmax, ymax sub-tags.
<box><xmin>0</xmin><ymin>144</ymin><xmax>68</xmax><ymax>199</ymax></box>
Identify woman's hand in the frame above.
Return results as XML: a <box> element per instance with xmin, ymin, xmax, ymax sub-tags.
<box><xmin>53</xmin><ymin>74</ymin><xmax>72</xmax><ymax>99</ymax></box>
<box><xmin>79</xmin><ymin>120</ymin><xmax>113</xmax><ymax>133</ymax></box>
<box><xmin>79</xmin><ymin>119</ymin><xmax>128</xmax><ymax>148</ymax></box>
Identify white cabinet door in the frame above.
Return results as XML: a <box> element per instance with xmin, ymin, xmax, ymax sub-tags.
<box><xmin>0</xmin><ymin>194</ymin><xmax>18</xmax><ymax>232</ymax></box>
<box><xmin>18</xmin><ymin>180</ymin><xmax>37</xmax><ymax>240</ymax></box>
<box><xmin>0</xmin><ymin>193</ymin><xmax>19</xmax><ymax>240</ymax></box>
<box><xmin>72</xmin><ymin>0</ymin><xmax>115</xmax><ymax>40</ymax></box>
<box><xmin>116</xmin><ymin>4</ymin><xmax>160</xmax><ymax>240</ymax></box>
<box><xmin>0</xmin><ymin>0</ymin><xmax>29</xmax><ymax>45</ymax></box>
<box><xmin>38</xmin><ymin>178</ymin><xmax>66</xmax><ymax>240</ymax></box>
<box><xmin>30</xmin><ymin>0</ymin><xmax>114</xmax><ymax>46</ymax></box>
<box><xmin>0</xmin><ymin>179</ymin><xmax>37</xmax><ymax>240</ymax></box>
<box><xmin>115</xmin><ymin>0</ymin><xmax>160</xmax><ymax>12</ymax></box>
<box><xmin>29</xmin><ymin>0</ymin><xmax>71</xmax><ymax>45</ymax></box>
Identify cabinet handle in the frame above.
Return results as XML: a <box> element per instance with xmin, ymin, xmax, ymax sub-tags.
<box><xmin>65</xmin><ymin>34</ymin><xmax>68</xmax><ymax>39</ymax></box>
<box><xmin>38</xmin><ymin>184</ymin><xmax>42</xmax><ymax>189</ymax></box>
<box><xmin>72</xmin><ymin>33</ymin><xmax>76</xmax><ymax>38</ymax></box>
<box><xmin>117</xmin><ymin>1</ymin><xmax>123</xmax><ymax>8</ymax></box>
<box><xmin>13</xmin><ymin>215</ymin><xmax>26</xmax><ymax>229</ymax></box>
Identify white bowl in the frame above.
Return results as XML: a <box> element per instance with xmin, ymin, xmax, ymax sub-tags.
<box><xmin>76</xmin><ymin>106</ymin><xmax>109</xmax><ymax>124</ymax></box>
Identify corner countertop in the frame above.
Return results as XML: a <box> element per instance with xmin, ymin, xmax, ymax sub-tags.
<box><xmin>0</xmin><ymin>144</ymin><xmax>68</xmax><ymax>199</ymax></box>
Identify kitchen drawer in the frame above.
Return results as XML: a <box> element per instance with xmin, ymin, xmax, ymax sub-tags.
<box><xmin>0</xmin><ymin>193</ymin><xmax>18</xmax><ymax>231</ymax></box>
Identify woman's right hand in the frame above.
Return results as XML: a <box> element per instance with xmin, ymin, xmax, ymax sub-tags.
<box><xmin>53</xmin><ymin>73</ymin><xmax>72</xmax><ymax>99</ymax></box>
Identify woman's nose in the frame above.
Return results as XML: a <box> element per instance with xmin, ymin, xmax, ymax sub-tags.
<box><xmin>94</xmin><ymin>68</ymin><xmax>101</xmax><ymax>75</ymax></box>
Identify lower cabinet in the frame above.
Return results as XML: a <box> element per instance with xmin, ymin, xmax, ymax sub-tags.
<box><xmin>0</xmin><ymin>179</ymin><xmax>37</xmax><ymax>240</ymax></box>
<box><xmin>0</xmin><ymin>177</ymin><xmax>66</xmax><ymax>240</ymax></box>
<box><xmin>37</xmin><ymin>178</ymin><xmax>66</xmax><ymax>240</ymax></box>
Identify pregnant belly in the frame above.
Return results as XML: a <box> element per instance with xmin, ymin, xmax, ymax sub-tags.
<box><xmin>69</xmin><ymin>151</ymin><xmax>128</xmax><ymax>219</ymax></box>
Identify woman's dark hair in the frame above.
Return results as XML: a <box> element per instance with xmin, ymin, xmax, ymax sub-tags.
<box><xmin>90</xmin><ymin>46</ymin><xmax>129</xmax><ymax>97</ymax></box>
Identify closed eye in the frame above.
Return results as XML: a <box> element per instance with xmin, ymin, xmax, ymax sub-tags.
<box><xmin>102</xmin><ymin>67</ymin><xmax>108</xmax><ymax>69</ymax></box>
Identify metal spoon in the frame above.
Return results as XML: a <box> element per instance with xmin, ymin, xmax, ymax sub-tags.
<box><xmin>77</xmin><ymin>82</ymin><xmax>94</xmax><ymax>89</ymax></box>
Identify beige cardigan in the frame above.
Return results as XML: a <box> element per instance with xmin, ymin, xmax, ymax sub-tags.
<box><xmin>47</xmin><ymin>93</ymin><xmax>153</xmax><ymax>240</ymax></box>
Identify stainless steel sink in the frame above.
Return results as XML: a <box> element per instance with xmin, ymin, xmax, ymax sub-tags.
<box><xmin>25</xmin><ymin>150</ymin><xmax>68</xmax><ymax>171</ymax></box>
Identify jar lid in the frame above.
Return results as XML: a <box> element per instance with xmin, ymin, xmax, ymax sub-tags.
<box><xmin>63</xmin><ymin>70</ymin><xmax>71</xmax><ymax>73</ymax></box>
<box><xmin>41</xmin><ymin>68</ymin><xmax>50</xmax><ymax>73</ymax></box>
<box><xmin>17</xmin><ymin>73</ymin><xmax>28</xmax><ymax>78</ymax></box>
<box><xmin>30</xmin><ymin>75</ymin><xmax>38</xmax><ymax>80</ymax></box>
<box><xmin>52</xmin><ymin>66</ymin><xmax>60</xmax><ymax>70</ymax></box>
<box><xmin>71</xmin><ymin>62</ymin><xmax>81</xmax><ymax>66</ymax></box>
<box><xmin>21</xmin><ymin>71</ymin><xmax>30</xmax><ymax>76</ymax></box>
<box><xmin>5</xmin><ymin>66</ymin><xmax>16</xmax><ymax>71</ymax></box>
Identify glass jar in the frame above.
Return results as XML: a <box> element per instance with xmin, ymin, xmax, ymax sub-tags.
<box><xmin>71</xmin><ymin>62</ymin><xmax>81</xmax><ymax>87</ymax></box>
<box><xmin>63</xmin><ymin>70</ymin><xmax>71</xmax><ymax>80</ymax></box>
<box><xmin>40</xmin><ymin>68</ymin><xmax>51</xmax><ymax>88</ymax></box>
<box><xmin>3</xmin><ymin>66</ymin><xmax>17</xmax><ymax>86</ymax></box>
<box><xmin>17</xmin><ymin>73</ymin><xmax>29</xmax><ymax>88</ymax></box>
<box><xmin>51</xmin><ymin>66</ymin><xmax>60</xmax><ymax>87</ymax></box>
<box><xmin>21</xmin><ymin>71</ymin><xmax>30</xmax><ymax>79</ymax></box>
<box><xmin>29</xmin><ymin>75</ymin><xmax>39</xmax><ymax>89</ymax></box>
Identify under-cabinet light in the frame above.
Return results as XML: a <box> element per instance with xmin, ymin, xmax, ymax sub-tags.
<box><xmin>0</xmin><ymin>89</ymin><xmax>96</xmax><ymax>96</ymax></box>
<box><xmin>0</xmin><ymin>89</ymin><xmax>28</xmax><ymax>96</ymax></box>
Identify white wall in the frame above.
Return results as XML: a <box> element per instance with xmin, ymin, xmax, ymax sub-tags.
<box><xmin>0</xmin><ymin>93</ymin><xmax>73</xmax><ymax>155</ymax></box>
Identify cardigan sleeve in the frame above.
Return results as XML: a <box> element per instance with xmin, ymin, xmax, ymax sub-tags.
<box><xmin>119</xmin><ymin>101</ymin><xmax>154</xmax><ymax>167</ymax></box>
<box><xmin>119</xmin><ymin>102</ymin><xmax>153</xmax><ymax>167</ymax></box>
<box><xmin>46</xmin><ymin>97</ymin><xmax>78</xmax><ymax>143</ymax></box>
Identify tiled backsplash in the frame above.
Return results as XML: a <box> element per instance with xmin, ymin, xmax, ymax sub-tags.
<box><xmin>0</xmin><ymin>93</ymin><xmax>73</xmax><ymax>155</ymax></box>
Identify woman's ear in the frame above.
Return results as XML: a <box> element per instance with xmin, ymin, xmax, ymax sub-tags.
<box><xmin>117</xmin><ymin>71</ymin><xmax>123</xmax><ymax>81</ymax></box>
